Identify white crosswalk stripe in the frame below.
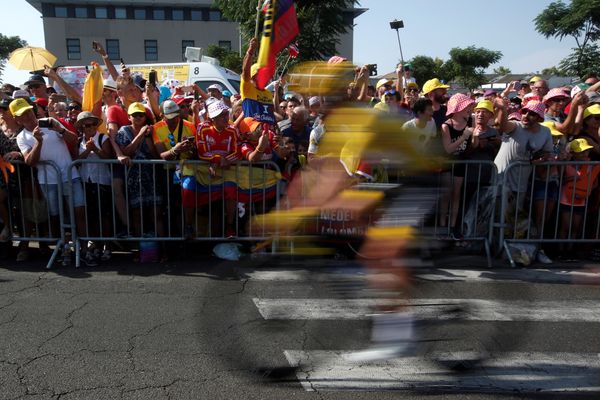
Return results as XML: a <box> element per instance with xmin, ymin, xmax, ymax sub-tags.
<box><xmin>247</xmin><ymin>267</ymin><xmax>600</xmax><ymax>393</ymax></box>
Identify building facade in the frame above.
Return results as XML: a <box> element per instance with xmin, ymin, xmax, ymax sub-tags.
<box><xmin>25</xmin><ymin>0</ymin><xmax>361</xmax><ymax>69</ymax></box>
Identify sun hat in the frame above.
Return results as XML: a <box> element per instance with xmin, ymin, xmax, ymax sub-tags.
<box><xmin>207</xmin><ymin>100</ymin><xmax>230</xmax><ymax>119</ymax></box>
<box><xmin>207</xmin><ymin>83</ymin><xmax>223</xmax><ymax>93</ymax></box>
<box><xmin>569</xmin><ymin>138</ymin><xmax>594</xmax><ymax>153</ymax></box>
<box><xmin>446</xmin><ymin>93</ymin><xmax>474</xmax><ymax>116</ymax></box>
<box><xmin>508</xmin><ymin>112</ymin><xmax>522</xmax><ymax>121</ymax></box>
<box><xmin>542</xmin><ymin>88</ymin><xmax>570</xmax><ymax>104</ymax></box>
<box><xmin>422</xmin><ymin>78</ymin><xmax>449</xmax><ymax>95</ymax></box>
<box><xmin>483</xmin><ymin>89</ymin><xmax>496</xmax><ymax>97</ymax></box>
<box><xmin>308</xmin><ymin>96</ymin><xmax>320</xmax><ymax>106</ymax></box>
<box><xmin>520</xmin><ymin>100</ymin><xmax>545</xmax><ymax>120</ymax></box>
<box><xmin>74</xmin><ymin>111</ymin><xmax>102</xmax><ymax>129</ymax></box>
<box><xmin>103</xmin><ymin>78</ymin><xmax>117</xmax><ymax>92</ymax></box>
<box><xmin>24</xmin><ymin>74</ymin><xmax>46</xmax><ymax>87</ymax></box>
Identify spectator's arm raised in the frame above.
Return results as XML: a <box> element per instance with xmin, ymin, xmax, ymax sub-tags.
<box><xmin>92</xmin><ymin>41</ymin><xmax>119</xmax><ymax>81</ymax></box>
<box><xmin>242</xmin><ymin>38</ymin><xmax>258</xmax><ymax>82</ymax></box>
<box><xmin>44</xmin><ymin>66</ymin><xmax>82</xmax><ymax>104</ymax></box>
<box><xmin>493</xmin><ymin>97</ymin><xmax>516</xmax><ymax>134</ymax></box>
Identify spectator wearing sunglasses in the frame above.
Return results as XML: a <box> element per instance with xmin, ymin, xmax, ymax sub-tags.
<box><xmin>578</xmin><ymin>104</ymin><xmax>600</xmax><ymax>161</ymax></box>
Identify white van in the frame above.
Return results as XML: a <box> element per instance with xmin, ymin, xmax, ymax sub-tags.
<box><xmin>55</xmin><ymin>60</ymin><xmax>241</xmax><ymax>96</ymax></box>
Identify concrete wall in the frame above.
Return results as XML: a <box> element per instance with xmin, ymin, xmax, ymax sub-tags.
<box><xmin>44</xmin><ymin>17</ymin><xmax>240</xmax><ymax>65</ymax></box>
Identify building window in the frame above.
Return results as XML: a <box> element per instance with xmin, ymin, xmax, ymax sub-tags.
<box><xmin>55</xmin><ymin>6</ymin><xmax>67</xmax><ymax>18</ymax></box>
<box><xmin>115</xmin><ymin>7</ymin><xmax>127</xmax><ymax>19</ymax></box>
<box><xmin>209</xmin><ymin>10</ymin><xmax>221</xmax><ymax>21</ymax></box>
<box><xmin>182</xmin><ymin>40</ymin><xmax>194</xmax><ymax>61</ymax></box>
<box><xmin>75</xmin><ymin>7</ymin><xmax>87</xmax><ymax>18</ymax></box>
<box><xmin>145</xmin><ymin>40</ymin><xmax>158</xmax><ymax>61</ymax></box>
<box><xmin>153</xmin><ymin>9</ymin><xmax>165</xmax><ymax>20</ymax></box>
<box><xmin>134</xmin><ymin>8</ymin><xmax>146</xmax><ymax>20</ymax></box>
<box><xmin>105</xmin><ymin>39</ymin><xmax>120</xmax><ymax>60</ymax></box>
<box><xmin>95</xmin><ymin>7</ymin><xmax>107</xmax><ymax>19</ymax></box>
<box><xmin>218</xmin><ymin>41</ymin><xmax>232</xmax><ymax>51</ymax></box>
<box><xmin>191</xmin><ymin>10</ymin><xmax>202</xmax><ymax>21</ymax></box>
<box><xmin>66</xmin><ymin>38</ymin><xmax>81</xmax><ymax>60</ymax></box>
<box><xmin>172</xmin><ymin>9</ymin><xmax>184</xmax><ymax>20</ymax></box>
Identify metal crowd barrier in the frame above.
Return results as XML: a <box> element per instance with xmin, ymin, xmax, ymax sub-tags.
<box><xmin>498</xmin><ymin>160</ymin><xmax>600</xmax><ymax>267</ymax></box>
<box><xmin>4</xmin><ymin>160</ymin><xmax>66</xmax><ymax>269</ymax></box>
<box><xmin>66</xmin><ymin>159</ymin><xmax>281</xmax><ymax>267</ymax></box>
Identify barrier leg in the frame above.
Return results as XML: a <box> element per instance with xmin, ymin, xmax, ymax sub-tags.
<box><xmin>484</xmin><ymin>239</ymin><xmax>492</xmax><ymax>269</ymax></box>
<box><xmin>502</xmin><ymin>240</ymin><xmax>516</xmax><ymax>268</ymax></box>
<box><xmin>45</xmin><ymin>239</ymin><xmax>63</xmax><ymax>270</ymax></box>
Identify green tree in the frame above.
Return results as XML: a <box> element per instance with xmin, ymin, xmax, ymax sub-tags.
<box><xmin>0</xmin><ymin>34</ymin><xmax>27</xmax><ymax>83</ymax></box>
<box><xmin>446</xmin><ymin>46</ymin><xmax>502</xmax><ymax>91</ymax></box>
<box><xmin>541</xmin><ymin>66</ymin><xmax>566</xmax><ymax>76</ymax></box>
<box><xmin>408</xmin><ymin>55</ymin><xmax>454</xmax><ymax>87</ymax></box>
<box><xmin>205</xmin><ymin>44</ymin><xmax>243</xmax><ymax>73</ymax></box>
<box><xmin>493</xmin><ymin>66</ymin><xmax>511</xmax><ymax>75</ymax></box>
<box><xmin>215</xmin><ymin>0</ymin><xmax>357</xmax><ymax>62</ymax></box>
<box><xmin>534</xmin><ymin>0</ymin><xmax>600</xmax><ymax>78</ymax></box>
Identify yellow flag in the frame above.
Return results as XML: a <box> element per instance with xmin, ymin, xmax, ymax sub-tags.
<box><xmin>82</xmin><ymin>62</ymin><xmax>103</xmax><ymax>112</ymax></box>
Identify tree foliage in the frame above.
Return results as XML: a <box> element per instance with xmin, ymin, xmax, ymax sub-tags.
<box><xmin>534</xmin><ymin>0</ymin><xmax>600</xmax><ymax>78</ymax></box>
<box><xmin>493</xmin><ymin>66</ymin><xmax>512</xmax><ymax>75</ymax></box>
<box><xmin>409</xmin><ymin>55</ymin><xmax>453</xmax><ymax>87</ymax></box>
<box><xmin>541</xmin><ymin>66</ymin><xmax>566</xmax><ymax>76</ymax></box>
<box><xmin>446</xmin><ymin>46</ymin><xmax>502</xmax><ymax>90</ymax></box>
<box><xmin>0</xmin><ymin>34</ymin><xmax>27</xmax><ymax>84</ymax></box>
<box><xmin>215</xmin><ymin>0</ymin><xmax>357</xmax><ymax>62</ymax></box>
<box><xmin>205</xmin><ymin>44</ymin><xmax>243</xmax><ymax>73</ymax></box>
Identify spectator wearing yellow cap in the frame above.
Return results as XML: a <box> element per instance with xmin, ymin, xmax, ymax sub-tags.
<box><xmin>577</xmin><ymin>104</ymin><xmax>600</xmax><ymax>161</ymax></box>
<box><xmin>558</xmin><ymin>138</ymin><xmax>600</xmax><ymax>259</ymax></box>
<box><xmin>422</xmin><ymin>78</ymin><xmax>450</xmax><ymax>131</ymax></box>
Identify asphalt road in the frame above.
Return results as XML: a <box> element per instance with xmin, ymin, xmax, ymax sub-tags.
<box><xmin>1</xmin><ymin>254</ymin><xmax>600</xmax><ymax>400</ymax></box>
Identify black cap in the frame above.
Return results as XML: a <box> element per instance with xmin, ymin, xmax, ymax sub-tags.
<box><xmin>24</xmin><ymin>74</ymin><xmax>46</xmax><ymax>87</ymax></box>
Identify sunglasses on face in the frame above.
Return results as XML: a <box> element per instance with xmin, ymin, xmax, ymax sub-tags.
<box><xmin>82</xmin><ymin>123</ymin><xmax>96</xmax><ymax>129</ymax></box>
<box><xmin>28</xmin><ymin>84</ymin><xmax>43</xmax><ymax>89</ymax></box>
<box><xmin>407</xmin><ymin>88</ymin><xmax>419</xmax><ymax>93</ymax></box>
<box><xmin>131</xmin><ymin>112</ymin><xmax>146</xmax><ymax>118</ymax></box>
<box><xmin>68</xmin><ymin>105</ymin><xmax>81</xmax><ymax>111</ymax></box>
<box><xmin>521</xmin><ymin>110</ymin><xmax>539</xmax><ymax>118</ymax></box>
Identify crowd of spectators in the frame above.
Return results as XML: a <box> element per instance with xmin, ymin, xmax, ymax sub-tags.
<box><xmin>0</xmin><ymin>39</ymin><xmax>598</xmax><ymax>266</ymax></box>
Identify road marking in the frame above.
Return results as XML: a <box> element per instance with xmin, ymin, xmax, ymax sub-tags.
<box><xmin>284</xmin><ymin>350</ymin><xmax>600</xmax><ymax>392</ymax></box>
<box><xmin>253</xmin><ymin>298</ymin><xmax>600</xmax><ymax>322</ymax></box>
<box><xmin>244</xmin><ymin>268</ymin><xmax>600</xmax><ymax>284</ymax></box>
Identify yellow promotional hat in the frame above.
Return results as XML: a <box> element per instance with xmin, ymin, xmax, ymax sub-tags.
<box><xmin>9</xmin><ymin>98</ymin><xmax>33</xmax><ymax>117</ymax></box>
<box><xmin>376</xmin><ymin>78</ymin><xmax>394</xmax><ymax>91</ymax></box>
<box><xmin>570</xmin><ymin>138</ymin><xmax>594</xmax><ymax>153</ymax></box>
<box><xmin>127</xmin><ymin>102</ymin><xmax>146</xmax><ymax>115</ymax></box>
<box><xmin>422</xmin><ymin>78</ymin><xmax>449</xmax><ymax>95</ymax></box>
<box><xmin>529</xmin><ymin>75</ymin><xmax>542</xmax><ymax>84</ymax></box>
<box><xmin>541</xmin><ymin>121</ymin><xmax>563</xmax><ymax>136</ymax></box>
<box><xmin>475</xmin><ymin>99</ymin><xmax>494</xmax><ymax>114</ymax></box>
<box><xmin>583</xmin><ymin>104</ymin><xmax>600</xmax><ymax>120</ymax></box>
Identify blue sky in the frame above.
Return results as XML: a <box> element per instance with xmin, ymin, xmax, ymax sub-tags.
<box><xmin>2</xmin><ymin>0</ymin><xmax>576</xmax><ymax>86</ymax></box>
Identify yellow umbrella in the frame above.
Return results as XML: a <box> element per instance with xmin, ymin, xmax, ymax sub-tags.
<box><xmin>8</xmin><ymin>46</ymin><xmax>57</xmax><ymax>71</ymax></box>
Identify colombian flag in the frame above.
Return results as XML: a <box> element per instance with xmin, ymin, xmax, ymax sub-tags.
<box><xmin>255</xmin><ymin>0</ymin><xmax>299</xmax><ymax>90</ymax></box>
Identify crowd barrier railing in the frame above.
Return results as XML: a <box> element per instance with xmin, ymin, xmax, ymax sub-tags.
<box><xmin>66</xmin><ymin>159</ymin><xmax>281</xmax><ymax>267</ymax></box>
<box><xmin>4</xmin><ymin>160</ymin><xmax>66</xmax><ymax>269</ymax></box>
<box><xmin>497</xmin><ymin>160</ymin><xmax>600</xmax><ymax>267</ymax></box>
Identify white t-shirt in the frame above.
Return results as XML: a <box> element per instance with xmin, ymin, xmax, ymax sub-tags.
<box><xmin>78</xmin><ymin>132</ymin><xmax>111</xmax><ymax>186</ymax></box>
<box><xmin>17</xmin><ymin>126</ymin><xmax>79</xmax><ymax>184</ymax></box>
<box><xmin>402</xmin><ymin>76</ymin><xmax>417</xmax><ymax>87</ymax></box>
<box><xmin>308</xmin><ymin>122</ymin><xmax>326</xmax><ymax>155</ymax></box>
<box><xmin>402</xmin><ymin>118</ymin><xmax>437</xmax><ymax>148</ymax></box>
<box><xmin>494</xmin><ymin>122</ymin><xmax>553</xmax><ymax>192</ymax></box>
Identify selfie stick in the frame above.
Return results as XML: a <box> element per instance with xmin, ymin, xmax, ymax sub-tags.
<box><xmin>391</xmin><ymin>20</ymin><xmax>405</xmax><ymax>64</ymax></box>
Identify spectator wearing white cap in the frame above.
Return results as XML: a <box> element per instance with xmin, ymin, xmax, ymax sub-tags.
<box><xmin>206</xmin><ymin>84</ymin><xmax>224</xmax><ymax>100</ymax></box>
<box><xmin>191</xmin><ymin>100</ymin><xmax>239</xmax><ymax>237</ymax></box>
<box><xmin>308</xmin><ymin>96</ymin><xmax>321</xmax><ymax>127</ymax></box>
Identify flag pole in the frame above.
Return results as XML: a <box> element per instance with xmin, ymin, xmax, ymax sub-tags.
<box><xmin>254</xmin><ymin>0</ymin><xmax>263</xmax><ymax>38</ymax></box>
<box><xmin>279</xmin><ymin>54</ymin><xmax>292</xmax><ymax>79</ymax></box>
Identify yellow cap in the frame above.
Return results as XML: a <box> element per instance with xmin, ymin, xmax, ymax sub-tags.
<box><xmin>376</xmin><ymin>78</ymin><xmax>394</xmax><ymax>91</ymax></box>
<box><xmin>541</xmin><ymin>121</ymin><xmax>563</xmax><ymax>136</ymax></box>
<box><xmin>583</xmin><ymin>104</ymin><xmax>600</xmax><ymax>120</ymax></box>
<box><xmin>127</xmin><ymin>102</ymin><xmax>146</xmax><ymax>115</ymax></box>
<box><xmin>529</xmin><ymin>75</ymin><xmax>542</xmax><ymax>84</ymax></box>
<box><xmin>9</xmin><ymin>98</ymin><xmax>33</xmax><ymax>117</ymax></box>
<box><xmin>570</xmin><ymin>138</ymin><xmax>594</xmax><ymax>153</ymax></box>
<box><xmin>422</xmin><ymin>78</ymin><xmax>449</xmax><ymax>95</ymax></box>
<box><xmin>475</xmin><ymin>99</ymin><xmax>494</xmax><ymax>114</ymax></box>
